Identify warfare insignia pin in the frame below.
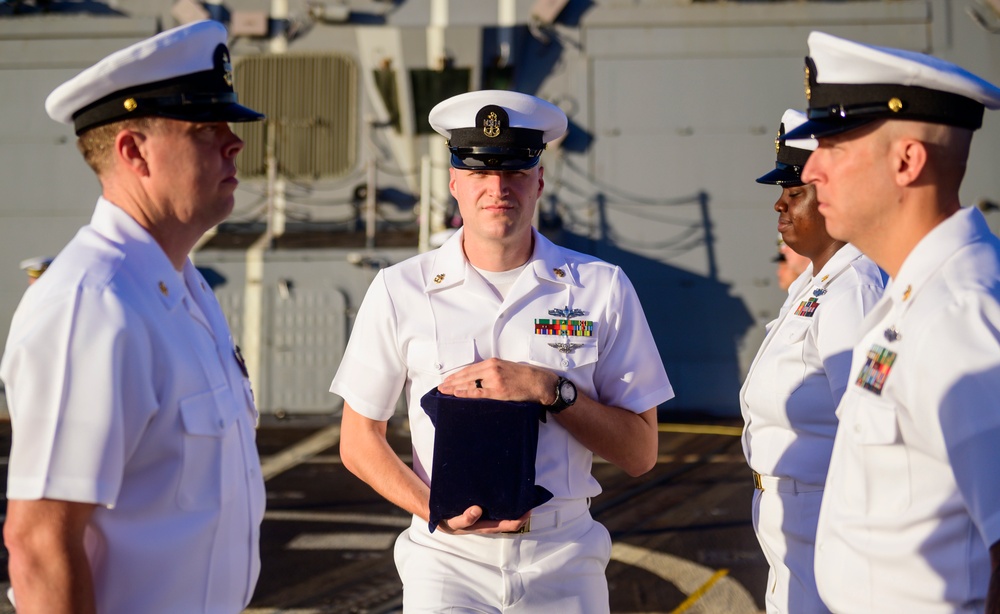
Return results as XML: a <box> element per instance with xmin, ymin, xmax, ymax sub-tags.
<box><xmin>549</xmin><ymin>306</ymin><xmax>586</xmax><ymax>319</ymax></box>
<box><xmin>548</xmin><ymin>339</ymin><xmax>585</xmax><ymax>354</ymax></box>
<box><xmin>537</xmin><ymin>305</ymin><xmax>593</xmax><ymax>353</ymax></box>
<box><xmin>483</xmin><ymin>111</ymin><xmax>501</xmax><ymax>138</ymax></box>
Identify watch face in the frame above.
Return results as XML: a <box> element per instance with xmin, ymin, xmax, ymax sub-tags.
<box><xmin>559</xmin><ymin>379</ymin><xmax>577</xmax><ymax>403</ymax></box>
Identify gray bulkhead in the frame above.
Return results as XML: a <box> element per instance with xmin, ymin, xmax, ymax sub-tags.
<box><xmin>1</xmin><ymin>0</ymin><xmax>998</xmax><ymax>416</ymax></box>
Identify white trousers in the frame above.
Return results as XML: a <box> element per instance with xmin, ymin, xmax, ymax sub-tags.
<box><xmin>394</xmin><ymin>499</ymin><xmax>611</xmax><ymax>613</ymax></box>
<box><xmin>752</xmin><ymin>483</ymin><xmax>831</xmax><ymax>614</ymax></box>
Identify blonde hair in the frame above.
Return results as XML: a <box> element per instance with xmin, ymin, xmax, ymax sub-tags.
<box><xmin>76</xmin><ymin>117</ymin><xmax>155</xmax><ymax>175</ymax></box>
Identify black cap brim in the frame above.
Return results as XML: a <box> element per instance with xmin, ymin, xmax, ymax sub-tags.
<box><xmin>450</xmin><ymin>152</ymin><xmax>541</xmax><ymax>171</ymax></box>
<box><xmin>782</xmin><ymin>116</ymin><xmax>875</xmax><ymax>141</ymax></box>
<box><xmin>756</xmin><ymin>164</ymin><xmax>805</xmax><ymax>186</ymax></box>
<box><xmin>157</xmin><ymin>103</ymin><xmax>265</xmax><ymax>124</ymax></box>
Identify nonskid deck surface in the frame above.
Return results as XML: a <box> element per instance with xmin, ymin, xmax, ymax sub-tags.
<box><xmin>0</xmin><ymin>418</ymin><xmax>766</xmax><ymax>614</ymax></box>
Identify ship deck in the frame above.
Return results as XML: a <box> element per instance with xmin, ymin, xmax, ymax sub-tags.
<box><xmin>0</xmin><ymin>416</ymin><xmax>767</xmax><ymax>613</ymax></box>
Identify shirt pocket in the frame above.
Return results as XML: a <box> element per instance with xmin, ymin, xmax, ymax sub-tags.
<box><xmin>772</xmin><ymin>318</ymin><xmax>813</xmax><ymax>406</ymax></box>
<box><xmin>852</xmin><ymin>396</ymin><xmax>910</xmax><ymax>516</ymax></box>
<box><xmin>177</xmin><ymin>386</ymin><xmax>239</xmax><ymax>511</ymax></box>
<box><xmin>406</xmin><ymin>339</ymin><xmax>477</xmax><ymax>377</ymax></box>
<box><xmin>780</xmin><ymin>317</ymin><xmax>812</xmax><ymax>346</ymax></box>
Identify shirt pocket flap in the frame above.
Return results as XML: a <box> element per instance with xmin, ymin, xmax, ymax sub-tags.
<box><xmin>408</xmin><ymin>339</ymin><xmax>477</xmax><ymax>375</ymax></box>
<box><xmin>780</xmin><ymin>318</ymin><xmax>812</xmax><ymax>344</ymax></box>
<box><xmin>179</xmin><ymin>386</ymin><xmax>236</xmax><ymax>437</ymax></box>
<box><xmin>528</xmin><ymin>335</ymin><xmax>599</xmax><ymax>370</ymax></box>
<box><xmin>856</xmin><ymin>397</ymin><xmax>901</xmax><ymax>445</ymax></box>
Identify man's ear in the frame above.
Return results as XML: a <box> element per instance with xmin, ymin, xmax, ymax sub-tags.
<box><xmin>448</xmin><ymin>167</ymin><xmax>459</xmax><ymax>199</ymax></box>
<box><xmin>115</xmin><ymin>129</ymin><xmax>149</xmax><ymax>177</ymax></box>
<box><xmin>893</xmin><ymin>138</ymin><xmax>928</xmax><ymax>188</ymax></box>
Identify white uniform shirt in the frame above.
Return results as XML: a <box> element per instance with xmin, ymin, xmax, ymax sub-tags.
<box><xmin>331</xmin><ymin>227</ymin><xmax>674</xmax><ymax>503</ymax></box>
<box><xmin>1</xmin><ymin>198</ymin><xmax>265</xmax><ymax>614</ymax></box>
<box><xmin>816</xmin><ymin>207</ymin><xmax>1000</xmax><ymax>612</ymax></box>
<box><xmin>741</xmin><ymin>244</ymin><xmax>884</xmax><ymax>484</ymax></box>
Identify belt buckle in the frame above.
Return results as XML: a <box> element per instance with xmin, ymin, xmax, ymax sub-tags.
<box><xmin>752</xmin><ymin>471</ymin><xmax>763</xmax><ymax>491</ymax></box>
<box><xmin>503</xmin><ymin>517</ymin><xmax>531</xmax><ymax>534</ymax></box>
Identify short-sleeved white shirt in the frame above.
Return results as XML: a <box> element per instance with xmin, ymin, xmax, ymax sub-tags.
<box><xmin>1</xmin><ymin>198</ymin><xmax>266</xmax><ymax>613</ymax></box>
<box><xmin>816</xmin><ymin>207</ymin><xmax>1000</xmax><ymax>612</ymax></box>
<box><xmin>330</xmin><ymin>227</ymin><xmax>674</xmax><ymax>502</ymax></box>
<box><xmin>741</xmin><ymin>244</ymin><xmax>885</xmax><ymax>484</ymax></box>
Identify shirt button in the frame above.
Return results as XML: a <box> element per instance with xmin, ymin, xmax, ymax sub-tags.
<box><xmin>434</xmin><ymin>362</ymin><xmax>443</xmax><ymax>370</ymax></box>
<box><xmin>561</xmin><ymin>359</ymin><xmax>569</xmax><ymax>367</ymax></box>
<box><xmin>853</xmin><ymin>424</ymin><xmax>862</xmax><ymax>433</ymax></box>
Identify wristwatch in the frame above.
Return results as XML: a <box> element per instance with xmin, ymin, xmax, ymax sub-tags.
<box><xmin>548</xmin><ymin>377</ymin><xmax>577</xmax><ymax>413</ymax></box>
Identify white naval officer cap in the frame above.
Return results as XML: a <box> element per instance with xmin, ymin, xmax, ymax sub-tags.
<box><xmin>784</xmin><ymin>31</ymin><xmax>1000</xmax><ymax>140</ymax></box>
<box><xmin>46</xmin><ymin>20</ymin><xmax>264</xmax><ymax>136</ymax></box>
<box><xmin>19</xmin><ymin>256</ymin><xmax>53</xmax><ymax>279</ymax></box>
<box><xmin>429</xmin><ymin>90</ymin><xmax>567</xmax><ymax>170</ymax></box>
<box><xmin>756</xmin><ymin>109</ymin><xmax>817</xmax><ymax>186</ymax></box>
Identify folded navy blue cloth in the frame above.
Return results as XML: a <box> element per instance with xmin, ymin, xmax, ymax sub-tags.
<box><xmin>420</xmin><ymin>387</ymin><xmax>554</xmax><ymax>533</ymax></box>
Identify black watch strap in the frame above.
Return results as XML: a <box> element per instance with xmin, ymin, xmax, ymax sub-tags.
<box><xmin>548</xmin><ymin>377</ymin><xmax>576</xmax><ymax>413</ymax></box>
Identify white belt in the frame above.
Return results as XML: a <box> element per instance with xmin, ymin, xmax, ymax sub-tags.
<box><xmin>495</xmin><ymin>498</ymin><xmax>590</xmax><ymax>536</ymax></box>
<box><xmin>753</xmin><ymin>471</ymin><xmax>824</xmax><ymax>494</ymax></box>
<box><xmin>415</xmin><ymin>499</ymin><xmax>591</xmax><ymax>536</ymax></box>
